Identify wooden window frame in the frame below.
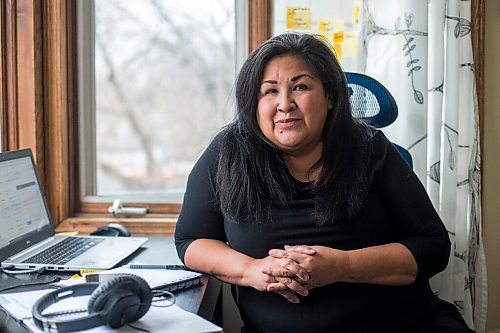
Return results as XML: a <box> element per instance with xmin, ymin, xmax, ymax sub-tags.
<box><xmin>1</xmin><ymin>0</ymin><xmax>482</xmax><ymax>236</ymax></box>
<box><xmin>1</xmin><ymin>0</ymin><xmax>272</xmax><ymax>236</ymax></box>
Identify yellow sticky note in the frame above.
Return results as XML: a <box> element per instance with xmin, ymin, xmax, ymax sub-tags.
<box><xmin>55</xmin><ymin>231</ymin><xmax>79</xmax><ymax>236</ymax></box>
<box><xmin>332</xmin><ymin>19</ymin><xmax>344</xmax><ymax>33</ymax></box>
<box><xmin>334</xmin><ymin>31</ymin><xmax>345</xmax><ymax>43</ymax></box>
<box><xmin>343</xmin><ymin>30</ymin><xmax>359</xmax><ymax>58</ymax></box>
<box><xmin>80</xmin><ymin>269</ymin><xmax>105</xmax><ymax>276</ymax></box>
<box><xmin>353</xmin><ymin>1</ymin><xmax>361</xmax><ymax>25</ymax></box>
<box><xmin>287</xmin><ymin>6</ymin><xmax>312</xmax><ymax>30</ymax></box>
<box><xmin>329</xmin><ymin>19</ymin><xmax>345</xmax><ymax>43</ymax></box>
<box><xmin>318</xmin><ymin>19</ymin><xmax>334</xmax><ymax>42</ymax></box>
<box><xmin>333</xmin><ymin>43</ymin><xmax>342</xmax><ymax>60</ymax></box>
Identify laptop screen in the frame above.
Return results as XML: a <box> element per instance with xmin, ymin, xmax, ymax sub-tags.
<box><xmin>0</xmin><ymin>151</ymin><xmax>52</xmax><ymax>251</ymax></box>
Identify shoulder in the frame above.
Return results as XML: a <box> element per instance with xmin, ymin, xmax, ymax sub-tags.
<box><xmin>190</xmin><ymin>130</ymin><xmax>225</xmax><ymax>177</ymax></box>
<box><xmin>193</xmin><ymin>123</ymin><xmax>241</xmax><ymax>170</ymax></box>
<box><xmin>210</xmin><ymin>121</ymin><xmax>242</xmax><ymax>149</ymax></box>
<box><xmin>348</xmin><ymin>122</ymin><xmax>390</xmax><ymax>148</ymax></box>
<box><xmin>367</xmin><ymin>128</ymin><xmax>390</xmax><ymax>146</ymax></box>
<box><xmin>365</xmin><ymin>128</ymin><xmax>393</xmax><ymax>160</ymax></box>
<box><xmin>365</xmin><ymin>128</ymin><xmax>416</xmax><ymax>189</ymax></box>
<box><xmin>200</xmin><ymin>122</ymin><xmax>241</xmax><ymax>156</ymax></box>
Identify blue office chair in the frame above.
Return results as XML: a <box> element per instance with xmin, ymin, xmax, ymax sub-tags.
<box><xmin>345</xmin><ymin>72</ymin><xmax>413</xmax><ymax>168</ymax></box>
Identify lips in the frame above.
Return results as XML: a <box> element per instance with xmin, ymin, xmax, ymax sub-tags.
<box><xmin>276</xmin><ymin>118</ymin><xmax>301</xmax><ymax>124</ymax></box>
<box><xmin>275</xmin><ymin>118</ymin><xmax>302</xmax><ymax>129</ymax></box>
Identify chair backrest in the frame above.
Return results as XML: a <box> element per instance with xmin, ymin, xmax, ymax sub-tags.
<box><xmin>345</xmin><ymin>72</ymin><xmax>413</xmax><ymax>168</ymax></box>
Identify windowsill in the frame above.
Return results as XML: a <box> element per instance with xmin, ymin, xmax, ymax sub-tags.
<box><xmin>55</xmin><ymin>215</ymin><xmax>178</xmax><ymax>236</ymax></box>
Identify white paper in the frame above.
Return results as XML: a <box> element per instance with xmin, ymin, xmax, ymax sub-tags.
<box><xmin>0</xmin><ymin>289</ymin><xmax>221</xmax><ymax>332</ymax></box>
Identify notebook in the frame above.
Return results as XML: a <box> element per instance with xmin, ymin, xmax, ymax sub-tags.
<box><xmin>83</xmin><ymin>266</ymin><xmax>204</xmax><ymax>292</ymax></box>
<box><xmin>0</xmin><ymin>148</ymin><xmax>148</xmax><ymax>272</ymax></box>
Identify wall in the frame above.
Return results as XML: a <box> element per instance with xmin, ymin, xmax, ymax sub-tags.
<box><xmin>484</xmin><ymin>0</ymin><xmax>500</xmax><ymax>331</ymax></box>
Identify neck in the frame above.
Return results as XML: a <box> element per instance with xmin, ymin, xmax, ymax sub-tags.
<box><xmin>283</xmin><ymin>143</ymin><xmax>323</xmax><ymax>182</ymax></box>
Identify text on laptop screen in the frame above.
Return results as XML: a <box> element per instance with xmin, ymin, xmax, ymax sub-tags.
<box><xmin>0</xmin><ymin>156</ymin><xmax>51</xmax><ymax>249</ymax></box>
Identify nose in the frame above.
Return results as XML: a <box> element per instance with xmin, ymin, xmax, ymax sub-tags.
<box><xmin>277</xmin><ymin>92</ymin><xmax>296</xmax><ymax>113</ymax></box>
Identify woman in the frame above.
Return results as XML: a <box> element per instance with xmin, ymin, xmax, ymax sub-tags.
<box><xmin>175</xmin><ymin>33</ymin><xmax>473</xmax><ymax>332</ymax></box>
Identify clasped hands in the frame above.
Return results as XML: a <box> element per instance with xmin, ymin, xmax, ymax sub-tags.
<box><xmin>244</xmin><ymin>245</ymin><xmax>349</xmax><ymax>304</ymax></box>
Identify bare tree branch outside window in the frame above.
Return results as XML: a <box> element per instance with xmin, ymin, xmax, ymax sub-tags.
<box><xmin>94</xmin><ymin>0</ymin><xmax>235</xmax><ymax>195</ymax></box>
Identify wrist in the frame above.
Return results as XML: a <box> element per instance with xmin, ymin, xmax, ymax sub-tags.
<box><xmin>239</xmin><ymin>257</ymin><xmax>257</xmax><ymax>287</ymax></box>
<box><xmin>332</xmin><ymin>248</ymin><xmax>353</xmax><ymax>283</ymax></box>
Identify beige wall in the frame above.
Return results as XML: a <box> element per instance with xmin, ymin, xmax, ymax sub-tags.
<box><xmin>484</xmin><ymin>0</ymin><xmax>500</xmax><ymax>331</ymax></box>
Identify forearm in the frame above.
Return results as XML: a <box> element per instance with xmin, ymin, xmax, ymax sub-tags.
<box><xmin>184</xmin><ymin>238</ymin><xmax>253</xmax><ymax>286</ymax></box>
<box><xmin>342</xmin><ymin>243</ymin><xmax>417</xmax><ymax>285</ymax></box>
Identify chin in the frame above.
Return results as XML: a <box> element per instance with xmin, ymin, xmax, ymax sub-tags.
<box><xmin>276</xmin><ymin>142</ymin><xmax>303</xmax><ymax>151</ymax></box>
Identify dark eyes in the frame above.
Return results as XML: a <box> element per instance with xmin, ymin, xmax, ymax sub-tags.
<box><xmin>293</xmin><ymin>84</ymin><xmax>308</xmax><ymax>91</ymax></box>
<box><xmin>262</xmin><ymin>84</ymin><xmax>308</xmax><ymax>95</ymax></box>
<box><xmin>263</xmin><ymin>88</ymin><xmax>278</xmax><ymax>95</ymax></box>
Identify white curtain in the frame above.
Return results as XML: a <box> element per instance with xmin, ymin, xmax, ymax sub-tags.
<box><xmin>361</xmin><ymin>0</ymin><xmax>487</xmax><ymax>331</ymax></box>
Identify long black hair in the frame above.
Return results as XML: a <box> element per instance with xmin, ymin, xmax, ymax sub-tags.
<box><xmin>216</xmin><ymin>33</ymin><xmax>370</xmax><ymax>225</ymax></box>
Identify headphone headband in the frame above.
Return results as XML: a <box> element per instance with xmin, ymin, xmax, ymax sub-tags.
<box><xmin>32</xmin><ymin>283</ymin><xmax>105</xmax><ymax>333</ymax></box>
<box><xmin>32</xmin><ymin>274</ymin><xmax>152</xmax><ymax>333</ymax></box>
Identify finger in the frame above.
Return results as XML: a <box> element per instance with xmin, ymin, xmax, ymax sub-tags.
<box><xmin>274</xmin><ymin>290</ymin><xmax>300</xmax><ymax>304</ymax></box>
<box><xmin>281</xmin><ymin>259</ymin><xmax>310</xmax><ymax>282</ymax></box>
<box><xmin>268</xmin><ymin>249</ymin><xmax>314</xmax><ymax>265</ymax></box>
<box><xmin>262</xmin><ymin>258</ymin><xmax>310</xmax><ymax>281</ymax></box>
<box><xmin>268</xmin><ymin>249</ymin><xmax>288</xmax><ymax>258</ymax></box>
<box><xmin>284</xmin><ymin>245</ymin><xmax>316</xmax><ymax>255</ymax></box>
<box><xmin>267</xmin><ymin>253</ymin><xmax>311</xmax><ymax>282</ymax></box>
<box><xmin>274</xmin><ymin>277</ymin><xmax>309</xmax><ymax>296</ymax></box>
<box><xmin>267</xmin><ymin>281</ymin><xmax>288</xmax><ymax>292</ymax></box>
<box><xmin>263</xmin><ymin>274</ymin><xmax>278</xmax><ymax>284</ymax></box>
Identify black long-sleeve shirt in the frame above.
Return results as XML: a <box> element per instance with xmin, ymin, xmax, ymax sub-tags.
<box><xmin>175</xmin><ymin>130</ymin><xmax>469</xmax><ymax>333</ymax></box>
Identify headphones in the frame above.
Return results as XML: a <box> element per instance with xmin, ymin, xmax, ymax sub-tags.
<box><xmin>32</xmin><ymin>274</ymin><xmax>152</xmax><ymax>333</ymax></box>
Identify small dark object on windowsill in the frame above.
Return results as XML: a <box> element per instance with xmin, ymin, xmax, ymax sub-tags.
<box><xmin>90</xmin><ymin>223</ymin><xmax>130</xmax><ymax>237</ymax></box>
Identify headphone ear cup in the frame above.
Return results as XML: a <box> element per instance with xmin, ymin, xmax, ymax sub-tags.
<box><xmin>125</xmin><ymin>274</ymin><xmax>153</xmax><ymax>320</ymax></box>
<box><xmin>87</xmin><ymin>274</ymin><xmax>152</xmax><ymax>328</ymax></box>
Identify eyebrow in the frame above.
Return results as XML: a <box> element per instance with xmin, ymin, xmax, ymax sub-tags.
<box><xmin>261</xmin><ymin>73</ymin><xmax>314</xmax><ymax>85</ymax></box>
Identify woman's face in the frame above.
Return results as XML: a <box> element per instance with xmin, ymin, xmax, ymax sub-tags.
<box><xmin>257</xmin><ymin>55</ymin><xmax>332</xmax><ymax>156</ymax></box>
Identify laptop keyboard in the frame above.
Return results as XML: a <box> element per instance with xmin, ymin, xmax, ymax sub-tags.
<box><xmin>22</xmin><ymin>237</ymin><xmax>104</xmax><ymax>265</ymax></box>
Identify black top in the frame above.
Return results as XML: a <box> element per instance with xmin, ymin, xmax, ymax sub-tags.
<box><xmin>175</xmin><ymin>130</ymin><xmax>471</xmax><ymax>333</ymax></box>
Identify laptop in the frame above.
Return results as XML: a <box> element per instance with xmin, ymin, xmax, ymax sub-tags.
<box><xmin>0</xmin><ymin>149</ymin><xmax>148</xmax><ymax>272</ymax></box>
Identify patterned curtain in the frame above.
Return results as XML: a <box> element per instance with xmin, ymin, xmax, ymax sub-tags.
<box><xmin>360</xmin><ymin>0</ymin><xmax>487</xmax><ymax>331</ymax></box>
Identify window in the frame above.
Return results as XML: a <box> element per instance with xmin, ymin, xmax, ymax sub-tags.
<box><xmin>0</xmin><ymin>0</ymin><xmax>272</xmax><ymax>233</ymax></box>
<box><xmin>1</xmin><ymin>0</ymin><xmax>481</xmax><ymax>235</ymax></box>
<box><xmin>78</xmin><ymin>0</ymin><xmax>241</xmax><ymax>205</ymax></box>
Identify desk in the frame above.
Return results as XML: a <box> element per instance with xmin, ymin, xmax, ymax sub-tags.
<box><xmin>0</xmin><ymin>237</ymin><xmax>221</xmax><ymax>332</ymax></box>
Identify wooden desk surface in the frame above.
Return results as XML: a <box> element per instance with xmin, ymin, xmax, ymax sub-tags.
<box><xmin>0</xmin><ymin>236</ymin><xmax>221</xmax><ymax>332</ymax></box>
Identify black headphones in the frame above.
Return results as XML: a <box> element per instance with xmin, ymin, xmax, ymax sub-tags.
<box><xmin>32</xmin><ymin>274</ymin><xmax>152</xmax><ymax>333</ymax></box>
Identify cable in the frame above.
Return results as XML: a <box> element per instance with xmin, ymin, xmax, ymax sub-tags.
<box><xmin>0</xmin><ymin>266</ymin><xmax>46</xmax><ymax>275</ymax></box>
<box><xmin>151</xmin><ymin>290</ymin><xmax>176</xmax><ymax>308</ymax></box>
<box><xmin>0</xmin><ymin>276</ymin><xmax>61</xmax><ymax>293</ymax></box>
<box><xmin>118</xmin><ymin>294</ymin><xmax>176</xmax><ymax>333</ymax></box>
<box><xmin>0</xmin><ymin>307</ymin><xmax>10</xmax><ymax>325</ymax></box>
<box><xmin>0</xmin><ymin>308</ymin><xmax>10</xmax><ymax>333</ymax></box>
<box><xmin>126</xmin><ymin>323</ymin><xmax>150</xmax><ymax>332</ymax></box>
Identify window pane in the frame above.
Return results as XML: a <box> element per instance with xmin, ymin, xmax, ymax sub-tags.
<box><xmin>92</xmin><ymin>0</ymin><xmax>235</xmax><ymax>199</ymax></box>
